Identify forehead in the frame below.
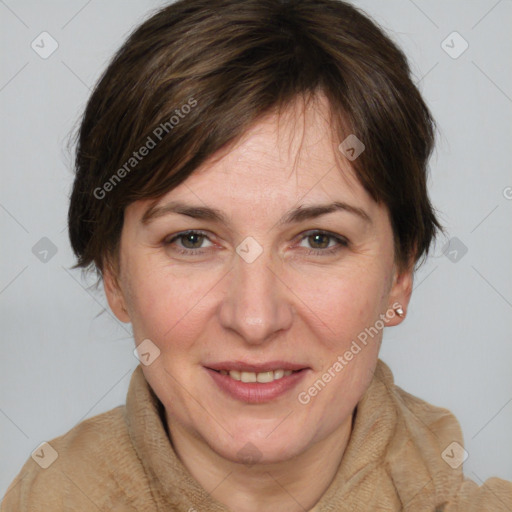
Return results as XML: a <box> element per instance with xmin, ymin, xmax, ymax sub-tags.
<box><xmin>128</xmin><ymin>94</ymin><xmax>378</xmax><ymax>221</ymax></box>
<box><xmin>193</xmin><ymin>94</ymin><xmax>359</xmax><ymax>190</ymax></box>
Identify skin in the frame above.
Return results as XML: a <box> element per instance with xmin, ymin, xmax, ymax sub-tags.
<box><xmin>104</xmin><ymin>93</ymin><xmax>413</xmax><ymax>512</ymax></box>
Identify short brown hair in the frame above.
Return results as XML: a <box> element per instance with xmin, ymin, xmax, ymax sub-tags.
<box><xmin>68</xmin><ymin>0</ymin><xmax>442</xmax><ymax>276</ymax></box>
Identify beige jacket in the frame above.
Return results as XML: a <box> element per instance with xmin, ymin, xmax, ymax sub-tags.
<box><xmin>2</xmin><ymin>360</ymin><xmax>511</xmax><ymax>511</ymax></box>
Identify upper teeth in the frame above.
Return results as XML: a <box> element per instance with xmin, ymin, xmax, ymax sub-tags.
<box><xmin>219</xmin><ymin>369</ymin><xmax>294</xmax><ymax>383</ymax></box>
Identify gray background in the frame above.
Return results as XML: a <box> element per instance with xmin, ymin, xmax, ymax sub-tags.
<box><xmin>1</xmin><ymin>0</ymin><xmax>511</xmax><ymax>499</ymax></box>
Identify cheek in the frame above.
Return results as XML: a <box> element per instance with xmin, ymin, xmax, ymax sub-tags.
<box><xmin>292</xmin><ymin>266</ymin><xmax>388</xmax><ymax>431</ymax></box>
<box><xmin>289</xmin><ymin>261</ymin><xmax>389</xmax><ymax>349</ymax></box>
<box><xmin>124</xmin><ymin>262</ymin><xmax>212</xmax><ymax>346</ymax></box>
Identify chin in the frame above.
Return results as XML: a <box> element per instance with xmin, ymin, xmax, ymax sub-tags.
<box><xmin>204</xmin><ymin>419</ymin><xmax>316</xmax><ymax>466</ymax></box>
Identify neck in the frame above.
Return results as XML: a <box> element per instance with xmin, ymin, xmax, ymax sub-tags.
<box><xmin>166</xmin><ymin>413</ymin><xmax>353</xmax><ymax>512</ymax></box>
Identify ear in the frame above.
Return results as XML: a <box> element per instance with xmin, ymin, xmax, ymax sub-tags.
<box><xmin>103</xmin><ymin>264</ymin><xmax>131</xmax><ymax>323</ymax></box>
<box><xmin>385</xmin><ymin>260</ymin><xmax>414</xmax><ymax>327</ymax></box>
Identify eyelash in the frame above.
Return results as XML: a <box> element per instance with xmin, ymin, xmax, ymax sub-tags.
<box><xmin>164</xmin><ymin>229</ymin><xmax>348</xmax><ymax>257</ymax></box>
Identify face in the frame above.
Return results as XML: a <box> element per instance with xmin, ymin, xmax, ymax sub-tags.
<box><xmin>105</xmin><ymin>95</ymin><xmax>413</xmax><ymax>465</ymax></box>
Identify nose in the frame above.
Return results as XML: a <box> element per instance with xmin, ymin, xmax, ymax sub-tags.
<box><xmin>218</xmin><ymin>246</ymin><xmax>294</xmax><ymax>345</ymax></box>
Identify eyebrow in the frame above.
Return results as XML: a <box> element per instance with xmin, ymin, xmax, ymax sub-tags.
<box><xmin>141</xmin><ymin>200</ymin><xmax>371</xmax><ymax>226</ymax></box>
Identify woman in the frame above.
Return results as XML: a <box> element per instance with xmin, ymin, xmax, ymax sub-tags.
<box><xmin>2</xmin><ymin>0</ymin><xmax>511</xmax><ymax>510</ymax></box>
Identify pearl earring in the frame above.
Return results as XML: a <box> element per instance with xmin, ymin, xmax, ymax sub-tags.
<box><xmin>395</xmin><ymin>306</ymin><xmax>405</xmax><ymax>317</ymax></box>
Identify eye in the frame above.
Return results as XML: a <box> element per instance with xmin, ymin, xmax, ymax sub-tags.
<box><xmin>163</xmin><ymin>229</ymin><xmax>348</xmax><ymax>258</ymax></box>
<box><xmin>164</xmin><ymin>230</ymin><xmax>214</xmax><ymax>255</ymax></box>
<box><xmin>297</xmin><ymin>230</ymin><xmax>348</xmax><ymax>256</ymax></box>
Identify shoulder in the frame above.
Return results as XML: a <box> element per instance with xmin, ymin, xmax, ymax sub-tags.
<box><xmin>1</xmin><ymin>405</ymin><xmax>147</xmax><ymax>511</ymax></box>
<box><xmin>443</xmin><ymin>477</ymin><xmax>512</xmax><ymax>511</ymax></box>
<box><xmin>376</xmin><ymin>362</ymin><xmax>512</xmax><ymax>509</ymax></box>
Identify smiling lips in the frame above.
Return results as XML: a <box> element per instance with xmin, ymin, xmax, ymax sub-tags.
<box><xmin>205</xmin><ymin>361</ymin><xmax>309</xmax><ymax>402</ymax></box>
<box><xmin>207</xmin><ymin>361</ymin><xmax>308</xmax><ymax>378</ymax></box>
<box><xmin>218</xmin><ymin>368</ymin><xmax>296</xmax><ymax>383</ymax></box>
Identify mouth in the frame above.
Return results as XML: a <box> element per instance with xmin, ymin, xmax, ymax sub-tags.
<box><xmin>210</xmin><ymin>368</ymin><xmax>301</xmax><ymax>383</ymax></box>
<box><xmin>204</xmin><ymin>361</ymin><xmax>310</xmax><ymax>403</ymax></box>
